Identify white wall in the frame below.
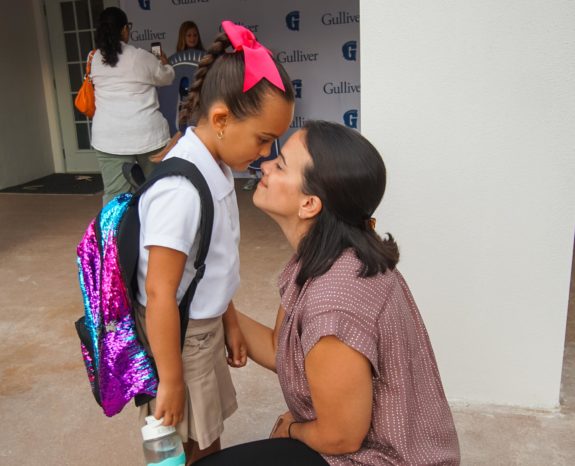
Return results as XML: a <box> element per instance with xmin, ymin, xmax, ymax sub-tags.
<box><xmin>362</xmin><ymin>0</ymin><xmax>575</xmax><ymax>409</ymax></box>
<box><xmin>0</xmin><ymin>0</ymin><xmax>54</xmax><ymax>189</ymax></box>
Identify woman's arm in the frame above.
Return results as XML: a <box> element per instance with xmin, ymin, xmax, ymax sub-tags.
<box><xmin>279</xmin><ymin>336</ymin><xmax>373</xmax><ymax>455</ymax></box>
<box><xmin>235</xmin><ymin>304</ymin><xmax>285</xmax><ymax>372</ymax></box>
<box><xmin>145</xmin><ymin>245</ymin><xmax>187</xmax><ymax>426</ymax></box>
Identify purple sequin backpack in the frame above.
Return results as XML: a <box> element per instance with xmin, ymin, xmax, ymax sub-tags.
<box><xmin>75</xmin><ymin>158</ymin><xmax>214</xmax><ymax>416</ymax></box>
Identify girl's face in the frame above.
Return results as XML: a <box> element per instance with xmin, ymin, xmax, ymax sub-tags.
<box><xmin>217</xmin><ymin>93</ymin><xmax>294</xmax><ymax>171</ymax></box>
<box><xmin>185</xmin><ymin>28</ymin><xmax>199</xmax><ymax>48</ymax></box>
<box><xmin>253</xmin><ymin>130</ymin><xmax>311</xmax><ymax>221</ymax></box>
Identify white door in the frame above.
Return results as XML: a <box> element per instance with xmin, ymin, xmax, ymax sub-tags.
<box><xmin>44</xmin><ymin>0</ymin><xmax>117</xmax><ymax>172</ymax></box>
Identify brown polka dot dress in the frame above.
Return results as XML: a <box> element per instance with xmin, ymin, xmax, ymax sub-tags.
<box><xmin>276</xmin><ymin>249</ymin><xmax>461</xmax><ymax>465</ymax></box>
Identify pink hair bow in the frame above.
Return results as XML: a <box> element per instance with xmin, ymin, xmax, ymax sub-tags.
<box><xmin>222</xmin><ymin>20</ymin><xmax>285</xmax><ymax>93</ymax></box>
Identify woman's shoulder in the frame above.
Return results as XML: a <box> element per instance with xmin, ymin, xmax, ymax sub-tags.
<box><xmin>306</xmin><ymin>249</ymin><xmax>399</xmax><ymax>307</ymax></box>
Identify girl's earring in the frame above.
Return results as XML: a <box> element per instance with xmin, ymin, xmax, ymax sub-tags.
<box><xmin>217</xmin><ymin>129</ymin><xmax>224</xmax><ymax>140</ymax></box>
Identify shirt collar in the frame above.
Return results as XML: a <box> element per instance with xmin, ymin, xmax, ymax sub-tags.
<box><xmin>177</xmin><ymin>127</ymin><xmax>234</xmax><ymax>201</ymax></box>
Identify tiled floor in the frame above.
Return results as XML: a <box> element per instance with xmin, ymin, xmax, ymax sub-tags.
<box><xmin>0</xmin><ymin>188</ymin><xmax>573</xmax><ymax>465</ymax></box>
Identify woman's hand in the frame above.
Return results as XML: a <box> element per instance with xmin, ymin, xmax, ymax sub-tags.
<box><xmin>224</xmin><ymin>323</ymin><xmax>248</xmax><ymax>367</ymax></box>
<box><xmin>269</xmin><ymin>411</ymin><xmax>296</xmax><ymax>439</ymax></box>
<box><xmin>153</xmin><ymin>379</ymin><xmax>186</xmax><ymax>426</ymax></box>
<box><xmin>159</xmin><ymin>51</ymin><xmax>169</xmax><ymax>65</ymax></box>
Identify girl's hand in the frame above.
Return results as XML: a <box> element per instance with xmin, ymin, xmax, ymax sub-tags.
<box><xmin>224</xmin><ymin>324</ymin><xmax>248</xmax><ymax>368</ymax></box>
<box><xmin>270</xmin><ymin>411</ymin><xmax>296</xmax><ymax>439</ymax></box>
<box><xmin>153</xmin><ymin>380</ymin><xmax>186</xmax><ymax>427</ymax></box>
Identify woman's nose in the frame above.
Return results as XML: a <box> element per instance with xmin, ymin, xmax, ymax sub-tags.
<box><xmin>260</xmin><ymin>160</ymin><xmax>271</xmax><ymax>175</ymax></box>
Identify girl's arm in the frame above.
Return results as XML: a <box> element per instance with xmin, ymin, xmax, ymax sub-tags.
<box><xmin>235</xmin><ymin>304</ymin><xmax>286</xmax><ymax>372</ymax></box>
<box><xmin>222</xmin><ymin>302</ymin><xmax>247</xmax><ymax>368</ymax></box>
<box><xmin>274</xmin><ymin>336</ymin><xmax>373</xmax><ymax>455</ymax></box>
<box><xmin>145</xmin><ymin>245</ymin><xmax>187</xmax><ymax>427</ymax></box>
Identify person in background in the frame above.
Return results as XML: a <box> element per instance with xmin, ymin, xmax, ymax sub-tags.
<box><xmin>176</xmin><ymin>21</ymin><xmax>206</xmax><ymax>52</ymax></box>
<box><xmin>91</xmin><ymin>7</ymin><xmax>174</xmax><ymax>205</ymax></box>
<box><xmin>195</xmin><ymin>121</ymin><xmax>461</xmax><ymax>466</ymax></box>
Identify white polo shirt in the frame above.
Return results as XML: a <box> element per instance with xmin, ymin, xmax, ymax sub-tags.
<box><xmin>136</xmin><ymin>128</ymin><xmax>240</xmax><ymax>319</ymax></box>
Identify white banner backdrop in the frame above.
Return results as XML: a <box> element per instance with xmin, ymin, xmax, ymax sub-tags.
<box><xmin>120</xmin><ymin>0</ymin><xmax>360</xmax><ymax>139</ymax></box>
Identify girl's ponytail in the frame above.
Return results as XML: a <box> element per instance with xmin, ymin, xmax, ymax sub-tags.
<box><xmin>180</xmin><ymin>32</ymin><xmax>230</xmax><ymax>126</ymax></box>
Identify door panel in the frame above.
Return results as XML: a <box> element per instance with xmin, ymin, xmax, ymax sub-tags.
<box><xmin>45</xmin><ymin>0</ymin><xmax>117</xmax><ymax>172</ymax></box>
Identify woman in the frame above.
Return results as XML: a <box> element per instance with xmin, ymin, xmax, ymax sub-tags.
<box><xmin>90</xmin><ymin>7</ymin><xmax>175</xmax><ymax>205</ymax></box>
<box><xmin>176</xmin><ymin>21</ymin><xmax>205</xmax><ymax>52</ymax></box>
<box><xmin>196</xmin><ymin>121</ymin><xmax>460</xmax><ymax>465</ymax></box>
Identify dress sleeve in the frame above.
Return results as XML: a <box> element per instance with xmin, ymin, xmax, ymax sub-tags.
<box><xmin>300</xmin><ymin>284</ymin><xmax>380</xmax><ymax>377</ymax></box>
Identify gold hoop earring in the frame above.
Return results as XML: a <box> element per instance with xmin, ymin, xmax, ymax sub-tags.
<box><xmin>217</xmin><ymin>130</ymin><xmax>224</xmax><ymax>140</ymax></box>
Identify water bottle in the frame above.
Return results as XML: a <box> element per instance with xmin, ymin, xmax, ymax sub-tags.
<box><xmin>141</xmin><ymin>416</ymin><xmax>185</xmax><ymax>466</ymax></box>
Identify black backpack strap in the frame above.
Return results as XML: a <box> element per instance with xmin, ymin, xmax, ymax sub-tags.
<box><xmin>133</xmin><ymin>157</ymin><xmax>214</xmax><ymax>348</ymax></box>
<box><xmin>122</xmin><ymin>162</ymin><xmax>146</xmax><ymax>190</ymax></box>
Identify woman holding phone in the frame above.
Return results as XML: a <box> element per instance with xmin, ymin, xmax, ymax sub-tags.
<box><xmin>90</xmin><ymin>6</ymin><xmax>174</xmax><ymax>205</ymax></box>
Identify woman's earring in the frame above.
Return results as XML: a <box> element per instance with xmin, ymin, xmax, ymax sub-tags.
<box><xmin>217</xmin><ymin>129</ymin><xmax>224</xmax><ymax>140</ymax></box>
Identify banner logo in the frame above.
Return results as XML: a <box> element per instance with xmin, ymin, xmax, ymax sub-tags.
<box><xmin>138</xmin><ymin>0</ymin><xmax>151</xmax><ymax>10</ymax></box>
<box><xmin>286</xmin><ymin>11</ymin><xmax>300</xmax><ymax>31</ymax></box>
<box><xmin>323</xmin><ymin>81</ymin><xmax>360</xmax><ymax>95</ymax></box>
<box><xmin>290</xmin><ymin>116</ymin><xmax>306</xmax><ymax>129</ymax></box>
<box><xmin>343</xmin><ymin>110</ymin><xmax>358</xmax><ymax>129</ymax></box>
<box><xmin>171</xmin><ymin>0</ymin><xmax>209</xmax><ymax>4</ymax></box>
<box><xmin>131</xmin><ymin>29</ymin><xmax>166</xmax><ymax>41</ymax></box>
<box><xmin>292</xmin><ymin>79</ymin><xmax>302</xmax><ymax>98</ymax></box>
<box><xmin>342</xmin><ymin>41</ymin><xmax>357</xmax><ymax>61</ymax></box>
<box><xmin>321</xmin><ymin>12</ymin><xmax>359</xmax><ymax>25</ymax></box>
<box><xmin>276</xmin><ymin>50</ymin><xmax>318</xmax><ymax>64</ymax></box>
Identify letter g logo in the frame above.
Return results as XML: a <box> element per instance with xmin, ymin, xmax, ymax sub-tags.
<box><xmin>292</xmin><ymin>79</ymin><xmax>302</xmax><ymax>98</ymax></box>
<box><xmin>342</xmin><ymin>41</ymin><xmax>357</xmax><ymax>61</ymax></box>
<box><xmin>138</xmin><ymin>0</ymin><xmax>151</xmax><ymax>10</ymax></box>
<box><xmin>343</xmin><ymin>110</ymin><xmax>359</xmax><ymax>129</ymax></box>
<box><xmin>286</xmin><ymin>11</ymin><xmax>300</xmax><ymax>31</ymax></box>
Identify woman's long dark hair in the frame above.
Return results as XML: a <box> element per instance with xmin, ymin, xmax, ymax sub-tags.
<box><xmin>295</xmin><ymin>121</ymin><xmax>400</xmax><ymax>287</ymax></box>
<box><xmin>180</xmin><ymin>30</ymin><xmax>294</xmax><ymax>126</ymax></box>
<box><xmin>95</xmin><ymin>7</ymin><xmax>128</xmax><ymax>67</ymax></box>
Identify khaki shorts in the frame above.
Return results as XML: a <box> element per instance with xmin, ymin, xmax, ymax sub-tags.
<box><xmin>135</xmin><ymin>305</ymin><xmax>238</xmax><ymax>449</ymax></box>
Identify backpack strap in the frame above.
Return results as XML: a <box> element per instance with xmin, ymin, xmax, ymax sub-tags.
<box><xmin>131</xmin><ymin>157</ymin><xmax>215</xmax><ymax>348</ymax></box>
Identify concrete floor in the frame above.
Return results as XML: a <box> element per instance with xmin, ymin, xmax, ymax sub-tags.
<box><xmin>0</xmin><ymin>186</ymin><xmax>573</xmax><ymax>465</ymax></box>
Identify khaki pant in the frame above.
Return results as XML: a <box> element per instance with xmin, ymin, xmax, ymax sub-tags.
<box><xmin>96</xmin><ymin>149</ymin><xmax>158</xmax><ymax>206</ymax></box>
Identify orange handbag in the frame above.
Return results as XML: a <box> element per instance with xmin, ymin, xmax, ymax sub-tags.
<box><xmin>75</xmin><ymin>50</ymin><xmax>96</xmax><ymax>118</ymax></box>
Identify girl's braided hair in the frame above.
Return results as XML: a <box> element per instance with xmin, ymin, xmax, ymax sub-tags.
<box><xmin>180</xmin><ymin>31</ymin><xmax>294</xmax><ymax>126</ymax></box>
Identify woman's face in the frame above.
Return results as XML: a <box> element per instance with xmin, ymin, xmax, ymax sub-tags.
<box><xmin>185</xmin><ymin>27</ymin><xmax>199</xmax><ymax>48</ymax></box>
<box><xmin>217</xmin><ymin>93</ymin><xmax>294</xmax><ymax>171</ymax></box>
<box><xmin>253</xmin><ymin>130</ymin><xmax>312</xmax><ymax>221</ymax></box>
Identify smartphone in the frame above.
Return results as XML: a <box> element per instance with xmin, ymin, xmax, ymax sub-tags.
<box><xmin>151</xmin><ymin>42</ymin><xmax>162</xmax><ymax>58</ymax></box>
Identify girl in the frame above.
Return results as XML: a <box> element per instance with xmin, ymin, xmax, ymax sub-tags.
<box><xmin>195</xmin><ymin>122</ymin><xmax>460</xmax><ymax>465</ymax></box>
<box><xmin>176</xmin><ymin>21</ymin><xmax>206</xmax><ymax>52</ymax></box>
<box><xmin>135</xmin><ymin>21</ymin><xmax>295</xmax><ymax>464</ymax></box>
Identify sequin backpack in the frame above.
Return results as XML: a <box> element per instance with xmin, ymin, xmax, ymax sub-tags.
<box><xmin>75</xmin><ymin>157</ymin><xmax>214</xmax><ymax>417</ymax></box>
